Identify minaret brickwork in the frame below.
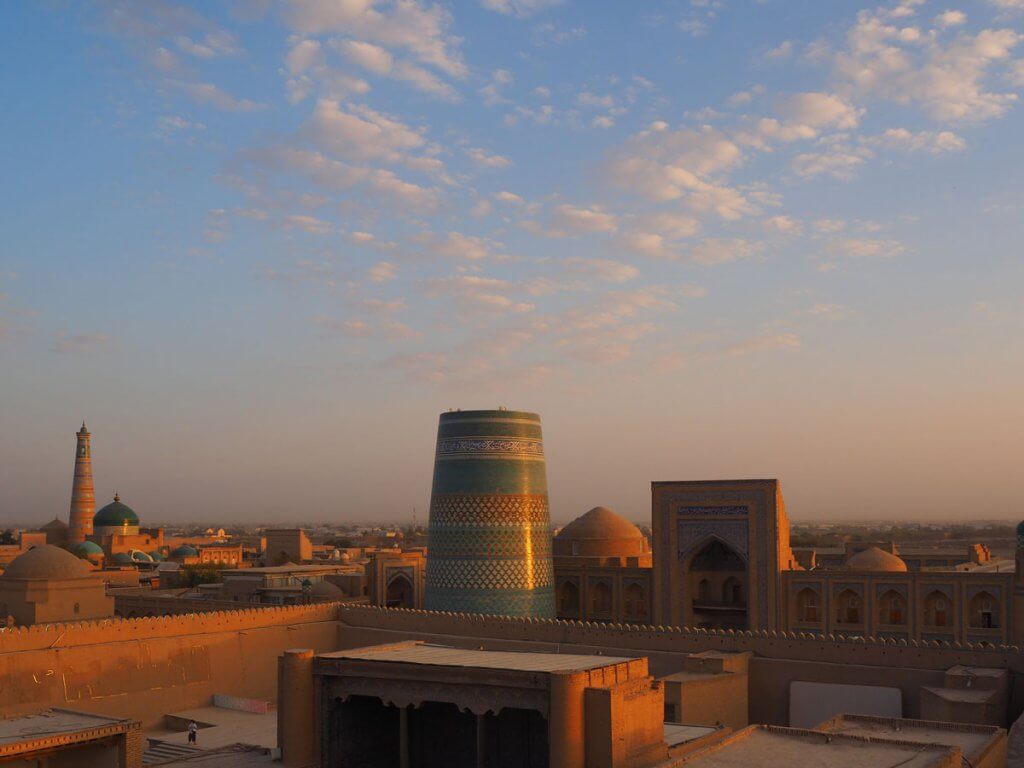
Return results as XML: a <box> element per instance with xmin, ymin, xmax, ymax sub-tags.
<box><xmin>68</xmin><ymin>422</ymin><xmax>95</xmax><ymax>544</ymax></box>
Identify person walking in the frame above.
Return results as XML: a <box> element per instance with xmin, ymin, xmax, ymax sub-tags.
<box><xmin>187</xmin><ymin>720</ymin><xmax>198</xmax><ymax>745</ymax></box>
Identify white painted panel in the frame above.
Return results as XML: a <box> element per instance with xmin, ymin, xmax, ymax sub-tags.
<box><xmin>789</xmin><ymin>680</ymin><xmax>902</xmax><ymax>728</ymax></box>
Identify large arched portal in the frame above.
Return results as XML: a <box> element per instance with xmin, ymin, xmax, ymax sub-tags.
<box><xmin>684</xmin><ymin>539</ymin><xmax>747</xmax><ymax>630</ymax></box>
<box><xmin>385</xmin><ymin>573</ymin><xmax>415</xmax><ymax>609</ymax></box>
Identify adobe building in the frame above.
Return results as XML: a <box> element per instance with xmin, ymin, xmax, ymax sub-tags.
<box><xmin>280</xmin><ymin>641</ymin><xmax>668</xmax><ymax>768</ymax></box>
<box><xmin>0</xmin><ymin>545</ymin><xmax>114</xmax><ymax>625</ymax></box>
<box><xmin>364</xmin><ymin>547</ymin><xmax>425</xmax><ymax>609</ymax></box>
<box><xmin>0</xmin><ymin>709</ymin><xmax>142</xmax><ymax>767</ymax></box>
<box><xmin>554</xmin><ymin>507</ymin><xmax>654</xmax><ymax>625</ymax></box>
<box><xmin>263</xmin><ymin>529</ymin><xmax>313</xmax><ymax>565</ymax></box>
<box><xmin>643</xmin><ymin>479</ymin><xmax>1024</xmax><ymax>646</ymax></box>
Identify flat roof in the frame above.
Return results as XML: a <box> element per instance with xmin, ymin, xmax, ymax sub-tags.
<box><xmin>222</xmin><ymin>564</ymin><xmax>343</xmax><ymax>575</ymax></box>
<box><xmin>320</xmin><ymin>642</ymin><xmax>635</xmax><ymax>673</ymax></box>
<box><xmin>816</xmin><ymin>715</ymin><xmax>1002</xmax><ymax>760</ymax></box>
<box><xmin>664</xmin><ymin>723</ymin><xmax>720</xmax><ymax>747</ymax></box>
<box><xmin>677</xmin><ymin>725</ymin><xmax>957</xmax><ymax>767</ymax></box>
<box><xmin>0</xmin><ymin>709</ymin><xmax>133</xmax><ymax>755</ymax></box>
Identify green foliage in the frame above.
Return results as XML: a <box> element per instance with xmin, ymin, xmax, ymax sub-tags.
<box><xmin>0</xmin><ymin>530</ymin><xmax>15</xmax><ymax>546</ymax></box>
<box><xmin>179</xmin><ymin>563</ymin><xmax>227</xmax><ymax>587</ymax></box>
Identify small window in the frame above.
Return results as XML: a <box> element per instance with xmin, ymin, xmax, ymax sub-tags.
<box><xmin>571</xmin><ymin>541</ymin><xmax>580</xmax><ymax>556</ymax></box>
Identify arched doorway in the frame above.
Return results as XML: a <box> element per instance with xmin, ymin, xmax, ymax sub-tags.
<box><xmin>795</xmin><ymin>588</ymin><xmax>819</xmax><ymax>623</ymax></box>
<box><xmin>624</xmin><ymin>583</ymin><xmax>646</xmax><ymax>620</ymax></box>
<box><xmin>969</xmin><ymin>591</ymin><xmax>999</xmax><ymax>629</ymax></box>
<box><xmin>590</xmin><ymin>581</ymin><xmax>612</xmax><ymax>616</ymax></box>
<box><xmin>878</xmin><ymin>590</ymin><xmax>905</xmax><ymax>625</ymax></box>
<box><xmin>835</xmin><ymin>589</ymin><xmax>861</xmax><ymax>626</ymax></box>
<box><xmin>684</xmin><ymin>538</ymin><xmax>747</xmax><ymax>630</ymax></box>
<box><xmin>923</xmin><ymin>591</ymin><xmax>949</xmax><ymax>628</ymax></box>
<box><xmin>557</xmin><ymin>580</ymin><xmax>580</xmax><ymax>617</ymax></box>
<box><xmin>385</xmin><ymin>573</ymin><xmax>415</xmax><ymax>608</ymax></box>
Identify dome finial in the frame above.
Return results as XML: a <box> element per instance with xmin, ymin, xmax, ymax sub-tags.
<box><xmin>113</xmin><ymin>492</ymin><xmax>120</xmax><ymax>503</ymax></box>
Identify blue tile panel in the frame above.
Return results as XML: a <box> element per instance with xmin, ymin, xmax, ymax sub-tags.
<box><xmin>425</xmin><ymin>410</ymin><xmax>556</xmax><ymax>618</ymax></box>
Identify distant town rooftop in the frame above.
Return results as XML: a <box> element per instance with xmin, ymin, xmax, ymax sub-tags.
<box><xmin>221</xmin><ymin>564</ymin><xmax>346</xmax><ymax>575</ymax></box>
<box><xmin>319</xmin><ymin>641</ymin><xmax>636</xmax><ymax>674</ymax></box>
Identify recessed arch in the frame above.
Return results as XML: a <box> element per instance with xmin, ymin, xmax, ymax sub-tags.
<box><xmin>835</xmin><ymin>589</ymin><xmax>861</xmax><ymax>625</ymax></box>
<box><xmin>969</xmin><ymin>590</ymin><xmax>999</xmax><ymax>629</ymax></box>
<box><xmin>385</xmin><ymin>573</ymin><xmax>415</xmax><ymax>609</ymax></box>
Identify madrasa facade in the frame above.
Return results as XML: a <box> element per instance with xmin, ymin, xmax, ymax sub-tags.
<box><xmin>551</xmin><ymin>479</ymin><xmax>1023</xmax><ymax>648</ymax></box>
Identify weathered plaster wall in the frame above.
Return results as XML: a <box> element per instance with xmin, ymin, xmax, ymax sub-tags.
<box><xmin>0</xmin><ymin>603</ymin><xmax>343</xmax><ymax>728</ymax></box>
<box><xmin>335</xmin><ymin>606</ymin><xmax>1024</xmax><ymax>726</ymax></box>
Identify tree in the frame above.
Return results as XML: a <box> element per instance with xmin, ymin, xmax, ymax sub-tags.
<box><xmin>179</xmin><ymin>564</ymin><xmax>227</xmax><ymax>587</ymax></box>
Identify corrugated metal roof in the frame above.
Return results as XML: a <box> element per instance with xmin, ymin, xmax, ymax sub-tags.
<box><xmin>321</xmin><ymin>642</ymin><xmax>635</xmax><ymax>673</ymax></box>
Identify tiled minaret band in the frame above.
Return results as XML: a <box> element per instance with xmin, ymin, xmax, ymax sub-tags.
<box><xmin>424</xmin><ymin>409</ymin><xmax>555</xmax><ymax>618</ymax></box>
<box><xmin>68</xmin><ymin>422</ymin><xmax>95</xmax><ymax>544</ymax></box>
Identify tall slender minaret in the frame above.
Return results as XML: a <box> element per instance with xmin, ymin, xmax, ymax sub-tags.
<box><xmin>68</xmin><ymin>422</ymin><xmax>95</xmax><ymax>544</ymax></box>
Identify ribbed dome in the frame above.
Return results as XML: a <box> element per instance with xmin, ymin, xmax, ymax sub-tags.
<box><xmin>171</xmin><ymin>545</ymin><xmax>199</xmax><ymax>558</ymax></box>
<box><xmin>94</xmin><ymin>495</ymin><xmax>139</xmax><ymax>528</ymax></box>
<box><xmin>845</xmin><ymin>546</ymin><xmax>907</xmax><ymax>572</ymax></box>
<box><xmin>73</xmin><ymin>541</ymin><xmax>105</xmax><ymax>557</ymax></box>
<box><xmin>309</xmin><ymin>580</ymin><xmax>345</xmax><ymax>598</ymax></box>
<box><xmin>553</xmin><ymin>506</ymin><xmax>647</xmax><ymax>558</ymax></box>
<box><xmin>129</xmin><ymin>550</ymin><xmax>153</xmax><ymax>563</ymax></box>
<box><xmin>113</xmin><ymin>552</ymin><xmax>133</xmax><ymax>565</ymax></box>
<box><xmin>3</xmin><ymin>545</ymin><xmax>91</xmax><ymax>580</ymax></box>
<box><xmin>149</xmin><ymin>551</ymin><xmax>165</xmax><ymax>562</ymax></box>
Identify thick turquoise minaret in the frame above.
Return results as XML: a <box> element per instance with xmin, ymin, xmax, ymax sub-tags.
<box><xmin>424</xmin><ymin>409</ymin><xmax>555</xmax><ymax>618</ymax></box>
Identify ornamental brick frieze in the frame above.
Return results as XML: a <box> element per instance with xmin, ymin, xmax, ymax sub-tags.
<box><xmin>676</xmin><ymin>505</ymin><xmax>750</xmax><ymax>517</ymax></box>
<box><xmin>435</xmin><ymin>437</ymin><xmax>545</xmax><ymax>461</ymax></box>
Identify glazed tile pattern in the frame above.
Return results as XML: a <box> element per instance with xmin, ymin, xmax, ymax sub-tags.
<box><xmin>425</xmin><ymin>410</ymin><xmax>556</xmax><ymax>618</ymax></box>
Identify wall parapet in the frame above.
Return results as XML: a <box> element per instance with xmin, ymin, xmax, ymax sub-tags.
<box><xmin>336</xmin><ymin>605</ymin><xmax>1024</xmax><ymax>673</ymax></box>
<box><xmin>0</xmin><ymin>601</ymin><xmax>346</xmax><ymax>654</ymax></box>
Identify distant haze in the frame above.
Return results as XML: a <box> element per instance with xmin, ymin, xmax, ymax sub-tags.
<box><xmin>2</xmin><ymin>2</ymin><xmax>1023</xmax><ymax>526</ymax></box>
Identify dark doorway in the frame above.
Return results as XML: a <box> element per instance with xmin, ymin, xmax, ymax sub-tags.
<box><xmin>329</xmin><ymin>696</ymin><xmax>400</xmax><ymax>768</ymax></box>
<box><xmin>484</xmin><ymin>707</ymin><xmax>549</xmax><ymax>767</ymax></box>
<box><xmin>386</xmin><ymin>574</ymin><xmax>415</xmax><ymax>608</ymax></box>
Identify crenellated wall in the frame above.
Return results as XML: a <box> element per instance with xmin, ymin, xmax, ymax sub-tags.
<box><xmin>335</xmin><ymin>605</ymin><xmax>1024</xmax><ymax>726</ymax></box>
<box><xmin>0</xmin><ymin>602</ymin><xmax>345</xmax><ymax>727</ymax></box>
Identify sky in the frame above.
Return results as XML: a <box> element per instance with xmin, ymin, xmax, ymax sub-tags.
<box><xmin>2</xmin><ymin>0</ymin><xmax>1024</xmax><ymax>526</ymax></box>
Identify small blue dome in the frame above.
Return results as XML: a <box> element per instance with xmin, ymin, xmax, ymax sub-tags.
<box><xmin>149</xmin><ymin>550</ymin><xmax>165</xmax><ymax>562</ymax></box>
<box><xmin>73</xmin><ymin>541</ymin><xmax>104</xmax><ymax>557</ymax></box>
<box><xmin>129</xmin><ymin>550</ymin><xmax>153</xmax><ymax>563</ymax></box>
<box><xmin>113</xmin><ymin>552</ymin><xmax>133</xmax><ymax>565</ymax></box>
<box><xmin>171</xmin><ymin>545</ymin><xmax>199</xmax><ymax>558</ymax></box>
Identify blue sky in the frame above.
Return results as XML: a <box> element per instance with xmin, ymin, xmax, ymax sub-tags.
<box><xmin>2</xmin><ymin>0</ymin><xmax>1023</xmax><ymax>524</ymax></box>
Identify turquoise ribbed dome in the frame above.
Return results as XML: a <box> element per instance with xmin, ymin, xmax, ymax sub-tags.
<box><xmin>93</xmin><ymin>495</ymin><xmax>139</xmax><ymax>527</ymax></box>
<box><xmin>113</xmin><ymin>552</ymin><xmax>133</xmax><ymax>565</ymax></box>
<box><xmin>149</xmin><ymin>551</ymin><xmax>165</xmax><ymax>561</ymax></box>
<box><xmin>171</xmin><ymin>545</ymin><xmax>199</xmax><ymax>558</ymax></box>
<box><xmin>73</xmin><ymin>541</ymin><xmax>104</xmax><ymax>557</ymax></box>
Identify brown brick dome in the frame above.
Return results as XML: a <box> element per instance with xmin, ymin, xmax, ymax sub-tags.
<box><xmin>554</xmin><ymin>507</ymin><xmax>649</xmax><ymax>558</ymax></box>
<box><xmin>844</xmin><ymin>546</ymin><xmax>907</xmax><ymax>572</ymax></box>
<box><xmin>3</xmin><ymin>545</ymin><xmax>91</xmax><ymax>581</ymax></box>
